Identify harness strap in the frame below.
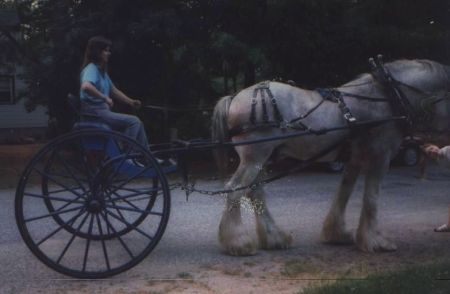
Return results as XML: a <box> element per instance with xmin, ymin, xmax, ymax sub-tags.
<box><xmin>316</xmin><ymin>88</ymin><xmax>357</xmax><ymax>124</ymax></box>
<box><xmin>229</xmin><ymin>121</ymin><xmax>281</xmax><ymax>138</ymax></box>
<box><xmin>251</xmin><ymin>81</ymin><xmax>286</xmax><ymax>126</ymax></box>
<box><xmin>369</xmin><ymin>55</ymin><xmax>415</xmax><ymax>129</ymax></box>
<box><xmin>260</xmin><ymin>87</ymin><xmax>269</xmax><ymax>123</ymax></box>
<box><xmin>339</xmin><ymin>91</ymin><xmax>389</xmax><ymax>102</ymax></box>
<box><xmin>266</xmin><ymin>87</ymin><xmax>285</xmax><ymax>124</ymax></box>
<box><xmin>250</xmin><ymin>90</ymin><xmax>257</xmax><ymax>124</ymax></box>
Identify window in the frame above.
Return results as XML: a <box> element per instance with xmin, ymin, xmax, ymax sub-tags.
<box><xmin>0</xmin><ymin>75</ymin><xmax>15</xmax><ymax>104</ymax></box>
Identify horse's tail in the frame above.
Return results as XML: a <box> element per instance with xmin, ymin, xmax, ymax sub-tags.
<box><xmin>211</xmin><ymin>95</ymin><xmax>233</xmax><ymax>178</ymax></box>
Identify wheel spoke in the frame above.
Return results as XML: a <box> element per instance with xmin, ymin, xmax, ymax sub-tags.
<box><xmin>95</xmin><ymin>214</ymin><xmax>111</xmax><ymax>270</ymax></box>
<box><xmin>104</xmin><ymin>209</ymin><xmax>155</xmax><ymax>240</ymax></box>
<box><xmin>36</xmin><ymin>208</ymin><xmax>87</xmax><ymax>246</ymax></box>
<box><xmin>55</xmin><ymin>150</ymin><xmax>89</xmax><ymax>194</ymax></box>
<box><xmin>24</xmin><ymin>192</ymin><xmax>85</xmax><ymax>204</ymax></box>
<box><xmin>105</xmin><ymin>193</ymin><xmax>129</xmax><ymax>225</ymax></box>
<box><xmin>56</xmin><ymin>211</ymin><xmax>90</xmax><ymax>264</ymax></box>
<box><xmin>109</xmin><ymin>190</ymin><xmax>141</xmax><ymax>210</ymax></box>
<box><xmin>104</xmin><ymin>187</ymin><xmax>158</xmax><ymax>203</ymax></box>
<box><xmin>25</xmin><ymin>205</ymin><xmax>85</xmax><ymax>223</ymax></box>
<box><xmin>107</xmin><ymin>166</ymin><xmax>154</xmax><ymax>197</ymax></box>
<box><xmin>105</xmin><ymin>204</ymin><xmax>163</xmax><ymax>216</ymax></box>
<box><xmin>33</xmin><ymin>167</ymin><xmax>87</xmax><ymax>199</ymax></box>
<box><xmin>82</xmin><ymin>213</ymin><xmax>95</xmax><ymax>272</ymax></box>
<box><xmin>100</xmin><ymin>211</ymin><xmax>135</xmax><ymax>259</ymax></box>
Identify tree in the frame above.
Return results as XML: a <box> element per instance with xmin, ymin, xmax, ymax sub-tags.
<box><xmin>9</xmin><ymin>0</ymin><xmax>450</xmax><ymax>139</ymax></box>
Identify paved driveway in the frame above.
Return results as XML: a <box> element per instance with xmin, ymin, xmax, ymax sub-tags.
<box><xmin>1</xmin><ymin>164</ymin><xmax>449</xmax><ymax>293</ymax></box>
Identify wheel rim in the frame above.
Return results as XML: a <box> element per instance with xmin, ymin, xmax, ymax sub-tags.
<box><xmin>15</xmin><ymin>130</ymin><xmax>170</xmax><ymax>278</ymax></box>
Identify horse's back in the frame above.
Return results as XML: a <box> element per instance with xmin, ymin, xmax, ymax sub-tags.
<box><xmin>228</xmin><ymin>82</ymin><xmax>320</xmax><ymax>129</ymax></box>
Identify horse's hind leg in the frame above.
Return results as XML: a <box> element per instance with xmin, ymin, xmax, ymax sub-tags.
<box><xmin>219</xmin><ymin>146</ymin><xmax>272</xmax><ymax>256</ymax></box>
<box><xmin>249</xmin><ymin>186</ymin><xmax>293</xmax><ymax>250</ymax></box>
<box><xmin>321</xmin><ymin>160</ymin><xmax>361</xmax><ymax>244</ymax></box>
<box><xmin>356</xmin><ymin>156</ymin><xmax>397</xmax><ymax>252</ymax></box>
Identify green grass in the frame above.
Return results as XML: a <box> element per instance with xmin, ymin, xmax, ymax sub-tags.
<box><xmin>300</xmin><ymin>262</ymin><xmax>450</xmax><ymax>294</ymax></box>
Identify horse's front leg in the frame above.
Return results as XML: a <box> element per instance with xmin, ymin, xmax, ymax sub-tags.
<box><xmin>249</xmin><ymin>186</ymin><xmax>292</xmax><ymax>250</ymax></box>
<box><xmin>356</xmin><ymin>156</ymin><xmax>397</xmax><ymax>252</ymax></box>
<box><xmin>219</xmin><ymin>163</ymin><xmax>263</xmax><ymax>256</ymax></box>
<box><xmin>321</xmin><ymin>161</ymin><xmax>360</xmax><ymax>244</ymax></box>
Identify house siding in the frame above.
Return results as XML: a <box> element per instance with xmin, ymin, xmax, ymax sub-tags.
<box><xmin>0</xmin><ymin>100</ymin><xmax>47</xmax><ymax>128</ymax></box>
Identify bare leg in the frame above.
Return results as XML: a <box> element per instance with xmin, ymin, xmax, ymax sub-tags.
<box><xmin>249</xmin><ymin>186</ymin><xmax>292</xmax><ymax>250</ymax></box>
<box><xmin>418</xmin><ymin>154</ymin><xmax>427</xmax><ymax>179</ymax></box>
<box><xmin>448</xmin><ymin>205</ymin><xmax>450</xmax><ymax>226</ymax></box>
<box><xmin>321</xmin><ymin>161</ymin><xmax>360</xmax><ymax>244</ymax></box>
<box><xmin>356</xmin><ymin>156</ymin><xmax>397</xmax><ymax>252</ymax></box>
<box><xmin>434</xmin><ymin>205</ymin><xmax>450</xmax><ymax>232</ymax></box>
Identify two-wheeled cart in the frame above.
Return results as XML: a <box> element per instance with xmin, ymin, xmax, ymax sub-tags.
<box><xmin>15</xmin><ymin>95</ymin><xmax>404</xmax><ymax>279</ymax></box>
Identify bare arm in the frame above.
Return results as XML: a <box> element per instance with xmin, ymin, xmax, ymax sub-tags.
<box><xmin>423</xmin><ymin>144</ymin><xmax>450</xmax><ymax>168</ymax></box>
<box><xmin>81</xmin><ymin>81</ymin><xmax>113</xmax><ymax>107</ymax></box>
<box><xmin>111</xmin><ymin>86</ymin><xmax>142</xmax><ymax>109</ymax></box>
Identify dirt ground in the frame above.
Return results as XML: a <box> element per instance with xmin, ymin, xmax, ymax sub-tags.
<box><xmin>1</xmin><ymin>143</ymin><xmax>449</xmax><ymax>294</ymax></box>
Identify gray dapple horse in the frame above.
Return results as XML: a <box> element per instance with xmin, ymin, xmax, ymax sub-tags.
<box><xmin>212</xmin><ymin>59</ymin><xmax>450</xmax><ymax>256</ymax></box>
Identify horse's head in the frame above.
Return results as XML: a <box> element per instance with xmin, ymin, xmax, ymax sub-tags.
<box><xmin>390</xmin><ymin>60</ymin><xmax>450</xmax><ymax>133</ymax></box>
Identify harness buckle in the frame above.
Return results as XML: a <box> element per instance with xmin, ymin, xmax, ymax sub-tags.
<box><xmin>344</xmin><ymin>113</ymin><xmax>357</xmax><ymax>123</ymax></box>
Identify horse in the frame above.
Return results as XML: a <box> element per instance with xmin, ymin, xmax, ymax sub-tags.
<box><xmin>211</xmin><ymin>58</ymin><xmax>450</xmax><ymax>256</ymax></box>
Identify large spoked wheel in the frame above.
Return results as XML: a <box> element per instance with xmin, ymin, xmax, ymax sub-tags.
<box><xmin>15</xmin><ymin>129</ymin><xmax>171</xmax><ymax>279</ymax></box>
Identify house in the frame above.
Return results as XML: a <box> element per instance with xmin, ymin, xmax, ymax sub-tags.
<box><xmin>0</xmin><ymin>9</ymin><xmax>48</xmax><ymax>143</ymax></box>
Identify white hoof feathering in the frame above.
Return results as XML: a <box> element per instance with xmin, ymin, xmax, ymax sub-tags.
<box><xmin>356</xmin><ymin>230</ymin><xmax>397</xmax><ymax>252</ymax></box>
<box><xmin>258</xmin><ymin>225</ymin><xmax>293</xmax><ymax>250</ymax></box>
<box><xmin>218</xmin><ymin>214</ymin><xmax>257</xmax><ymax>256</ymax></box>
<box><xmin>321</xmin><ymin>217</ymin><xmax>354</xmax><ymax>245</ymax></box>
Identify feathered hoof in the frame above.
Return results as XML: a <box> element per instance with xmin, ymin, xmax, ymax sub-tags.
<box><xmin>321</xmin><ymin>229</ymin><xmax>354</xmax><ymax>245</ymax></box>
<box><xmin>356</xmin><ymin>231</ymin><xmax>397</xmax><ymax>252</ymax></box>
<box><xmin>220</xmin><ymin>237</ymin><xmax>258</xmax><ymax>256</ymax></box>
<box><xmin>219</xmin><ymin>225</ymin><xmax>258</xmax><ymax>256</ymax></box>
<box><xmin>260</xmin><ymin>231</ymin><xmax>293</xmax><ymax>250</ymax></box>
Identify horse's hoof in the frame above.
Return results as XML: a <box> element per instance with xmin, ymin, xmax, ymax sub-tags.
<box><xmin>221</xmin><ymin>237</ymin><xmax>258</xmax><ymax>256</ymax></box>
<box><xmin>260</xmin><ymin>232</ymin><xmax>293</xmax><ymax>250</ymax></box>
<box><xmin>356</xmin><ymin>232</ymin><xmax>397</xmax><ymax>252</ymax></box>
<box><xmin>321</xmin><ymin>229</ymin><xmax>354</xmax><ymax>245</ymax></box>
<box><xmin>219</xmin><ymin>229</ymin><xmax>258</xmax><ymax>256</ymax></box>
<box><xmin>225</xmin><ymin>243</ymin><xmax>258</xmax><ymax>256</ymax></box>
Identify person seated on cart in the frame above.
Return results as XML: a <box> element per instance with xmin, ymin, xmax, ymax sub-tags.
<box><xmin>79</xmin><ymin>36</ymin><xmax>149</xmax><ymax>149</ymax></box>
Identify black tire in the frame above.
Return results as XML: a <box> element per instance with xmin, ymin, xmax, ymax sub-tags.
<box><xmin>15</xmin><ymin>129</ymin><xmax>170</xmax><ymax>279</ymax></box>
<box><xmin>401</xmin><ymin>145</ymin><xmax>420</xmax><ymax>166</ymax></box>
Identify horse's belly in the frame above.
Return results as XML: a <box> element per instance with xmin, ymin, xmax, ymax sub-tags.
<box><xmin>279</xmin><ymin>131</ymin><xmax>348</xmax><ymax>162</ymax></box>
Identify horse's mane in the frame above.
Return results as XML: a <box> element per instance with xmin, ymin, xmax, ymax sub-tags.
<box><xmin>342</xmin><ymin>59</ymin><xmax>449</xmax><ymax>90</ymax></box>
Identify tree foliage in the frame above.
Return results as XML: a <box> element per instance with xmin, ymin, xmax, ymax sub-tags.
<box><xmin>7</xmin><ymin>0</ymin><xmax>450</xmax><ymax>139</ymax></box>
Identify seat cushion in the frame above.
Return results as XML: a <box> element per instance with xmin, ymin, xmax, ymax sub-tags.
<box><xmin>73</xmin><ymin>121</ymin><xmax>112</xmax><ymax>131</ymax></box>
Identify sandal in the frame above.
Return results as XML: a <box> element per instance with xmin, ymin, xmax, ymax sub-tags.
<box><xmin>434</xmin><ymin>224</ymin><xmax>450</xmax><ymax>232</ymax></box>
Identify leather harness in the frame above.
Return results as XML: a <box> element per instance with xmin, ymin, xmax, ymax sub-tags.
<box><xmin>229</xmin><ymin>55</ymin><xmax>441</xmax><ymax>138</ymax></box>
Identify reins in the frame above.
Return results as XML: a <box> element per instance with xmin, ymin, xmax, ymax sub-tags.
<box><xmin>150</xmin><ymin>116</ymin><xmax>406</xmax><ymax>199</ymax></box>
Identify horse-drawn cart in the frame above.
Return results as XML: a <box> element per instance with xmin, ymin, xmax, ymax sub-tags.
<box><xmin>14</xmin><ymin>56</ymin><xmax>450</xmax><ymax>278</ymax></box>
